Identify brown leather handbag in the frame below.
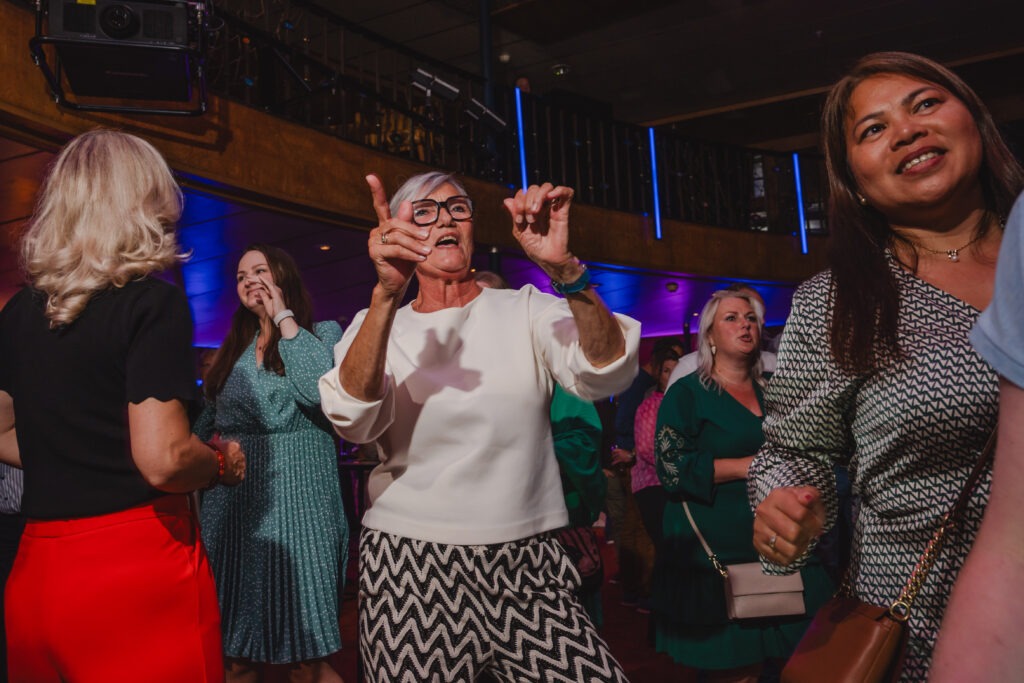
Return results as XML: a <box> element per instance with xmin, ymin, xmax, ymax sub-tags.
<box><xmin>780</xmin><ymin>593</ymin><xmax>907</xmax><ymax>683</ymax></box>
<box><xmin>781</xmin><ymin>433</ymin><xmax>995</xmax><ymax>683</ymax></box>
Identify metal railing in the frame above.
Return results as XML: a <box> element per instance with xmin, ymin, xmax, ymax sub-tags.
<box><xmin>16</xmin><ymin>0</ymin><xmax>829</xmax><ymax>235</ymax></box>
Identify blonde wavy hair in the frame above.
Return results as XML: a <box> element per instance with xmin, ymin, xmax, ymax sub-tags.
<box><xmin>20</xmin><ymin>129</ymin><xmax>186</xmax><ymax>327</ymax></box>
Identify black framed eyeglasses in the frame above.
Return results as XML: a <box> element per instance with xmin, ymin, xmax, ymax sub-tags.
<box><xmin>410</xmin><ymin>195</ymin><xmax>474</xmax><ymax>226</ymax></box>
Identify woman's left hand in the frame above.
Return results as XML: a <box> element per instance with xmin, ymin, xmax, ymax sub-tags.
<box><xmin>255</xmin><ymin>275</ymin><xmax>287</xmax><ymax>320</ymax></box>
<box><xmin>503</xmin><ymin>183</ymin><xmax>581</xmax><ymax>282</ymax></box>
<box><xmin>753</xmin><ymin>486</ymin><xmax>825</xmax><ymax>566</ymax></box>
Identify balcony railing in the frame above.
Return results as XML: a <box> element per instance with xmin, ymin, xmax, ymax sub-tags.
<box><xmin>21</xmin><ymin>0</ymin><xmax>829</xmax><ymax>236</ymax></box>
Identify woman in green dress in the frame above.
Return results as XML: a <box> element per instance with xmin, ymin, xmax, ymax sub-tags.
<box><xmin>654</xmin><ymin>289</ymin><xmax>831</xmax><ymax>682</ymax></box>
<box><xmin>197</xmin><ymin>244</ymin><xmax>348</xmax><ymax>683</ymax></box>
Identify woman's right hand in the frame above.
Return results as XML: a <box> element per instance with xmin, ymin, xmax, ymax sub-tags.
<box><xmin>209</xmin><ymin>436</ymin><xmax>246</xmax><ymax>487</ymax></box>
<box><xmin>753</xmin><ymin>486</ymin><xmax>825</xmax><ymax>565</ymax></box>
<box><xmin>366</xmin><ymin>174</ymin><xmax>432</xmax><ymax>297</ymax></box>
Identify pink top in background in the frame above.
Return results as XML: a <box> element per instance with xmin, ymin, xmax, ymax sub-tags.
<box><xmin>632</xmin><ymin>391</ymin><xmax>664</xmax><ymax>493</ymax></box>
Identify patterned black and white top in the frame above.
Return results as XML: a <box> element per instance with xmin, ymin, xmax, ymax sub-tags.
<box><xmin>748</xmin><ymin>256</ymin><xmax>996</xmax><ymax>682</ymax></box>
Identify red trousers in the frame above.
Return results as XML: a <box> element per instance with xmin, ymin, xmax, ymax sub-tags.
<box><xmin>6</xmin><ymin>495</ymin><xmax>224</xmax><ymax>682</ymax></box>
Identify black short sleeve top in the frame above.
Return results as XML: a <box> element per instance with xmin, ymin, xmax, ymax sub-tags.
<box><xmin>0</xmin><ymin>278</ymin><xmax>198</xmax><ymax>519</ymax></box>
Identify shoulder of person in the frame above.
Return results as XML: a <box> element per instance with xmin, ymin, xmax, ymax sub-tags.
<box><xmin>785</xmin><ymin>270</ymin><xmax>836</xmax><ymax>327</ymax></box>
<box><xmin>665</xmin><ymin>371</ymin><xmax>702</xmax><ymax>401</ymax></box>
<box><xmin>0</xmin><ymin>286</ymin><xmax>31</xmax><ymax>316</ymax></box>
<box><xmin>124</xmin><ymin>276</ymin><xmax>185</xmax><ymax>301</ymax></box>
<box><xmin>793</xmin><ymin>269</ymin><xmax>833</xmax><ymax>301</ymax></box>
<box><xmin>121</xmin><ymin>277</ymin><xmax>189</xmax><ymax>318</ymax></box>
<box><xmin>515</xmin><ymin>283</ymin><xmax>560</xmax><ymax>306</ymax></box>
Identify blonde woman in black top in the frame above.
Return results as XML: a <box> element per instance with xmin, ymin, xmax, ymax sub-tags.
<box><xmin>0</xmin><ymin>130</ymin><xmax>245</xmax><ymax>682</ymax></box>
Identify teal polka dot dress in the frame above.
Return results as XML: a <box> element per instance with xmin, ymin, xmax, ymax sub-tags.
<box><xmin>195</xmin><ymin>321</ymin><xmax>348</xmax><ymax>663</ymax></box>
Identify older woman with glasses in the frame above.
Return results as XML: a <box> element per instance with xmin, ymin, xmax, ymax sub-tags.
<box><xmin>319</xmin><ymin>171</ymin><xmax>640</xmax><ymax>683</ymax></box>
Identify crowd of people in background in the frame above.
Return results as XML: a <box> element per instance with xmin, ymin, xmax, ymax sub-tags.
<box><xmin>1</xmin><ymin>48</ymin><xmax>1023</xmax><ymax>683</ymax></box>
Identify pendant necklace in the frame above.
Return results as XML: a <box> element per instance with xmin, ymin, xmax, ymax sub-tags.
<box><xmin>916</xmin><ymin>231</ymin><xmax>983</xmax><ymax>262</ymax></box>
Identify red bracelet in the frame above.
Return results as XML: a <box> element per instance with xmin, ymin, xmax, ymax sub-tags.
<box><xmin>206</xmin><ymin>444</ymin><xmax>225</xmax><ymax>489</ymax></box>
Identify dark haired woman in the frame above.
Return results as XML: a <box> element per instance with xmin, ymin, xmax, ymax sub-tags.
<box><xmin>198</xmin><ymin>244</ymin><xmax>348</xmax><ymax>682</ymax></box>
<box><xmin>747</xmin><ymin>51</ymin><xmax>1024</xmax><ymax>680</ymax></box>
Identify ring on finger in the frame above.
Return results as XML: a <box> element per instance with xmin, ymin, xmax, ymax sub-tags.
<box><xmin>380</xmin><ymin>231</ymin><xmax>389</xmax><ymax>245</ymax></box>
<box><xmin>768</xmin><ymin>534</ymin><xmax>778</xmax><ymax>551</ymax></box>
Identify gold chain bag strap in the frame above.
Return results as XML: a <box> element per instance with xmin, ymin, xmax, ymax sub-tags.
<box><xmin>781</xmin><ymin>431</ymin><xmax>996</xmax><ymax>683</ymax></box>
<box><xmin>683</xmin><ymin>501</ymin><xmax>805</xmax><ymax>620</ymax></box>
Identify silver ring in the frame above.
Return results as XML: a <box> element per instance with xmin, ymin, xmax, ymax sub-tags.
<box><xmin>768</xmin><ymin>534</ymin><xmax>778</xmax><ymax>551</ymax></box>
<box><xmin>380</xmin><ymin>231</ymin><xmax>389</xmax><ymax>245</ymax></box>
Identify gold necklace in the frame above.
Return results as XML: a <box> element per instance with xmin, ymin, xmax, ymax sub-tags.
<box><xmin>915</xmin><ymin>231</ymin><xmax>984</xmax><ymax>263</ymax></box>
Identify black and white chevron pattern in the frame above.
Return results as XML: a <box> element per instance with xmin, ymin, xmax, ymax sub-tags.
<box><xmin>748</xmin><ymin>258</ymin><xmax>996</xmax><ymax>683</ymax></box>
<box><xmin>359</xmin><ymin>529</ymin><xmax>629</xmax><ymax>682</ymax></box>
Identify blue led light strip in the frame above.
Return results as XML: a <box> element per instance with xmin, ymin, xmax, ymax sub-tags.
<box><xmin>649</xmin><ymin>127</ymin><xmax>662</xmax><ymax>240</ymax></box>
<box><xmin>514</xmin><ymin>87</ymin><xmax>529</xmax><ymax>190</ymax></box>
<box><xmin>792</xmin><ymin>152</ymin><xmax>809</xmax><ymax>255</ymax></box>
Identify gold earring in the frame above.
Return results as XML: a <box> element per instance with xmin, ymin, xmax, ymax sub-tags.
<box><xmin>857</xmin><ymin>193</ymin><xmax>868</xmax><ymax>206</ymax></box>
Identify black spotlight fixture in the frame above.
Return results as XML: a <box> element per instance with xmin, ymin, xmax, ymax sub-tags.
<box><xmin>29</xmin><ymin>0</ymin><xmax>209</xmax><ymax>115</ymax></box>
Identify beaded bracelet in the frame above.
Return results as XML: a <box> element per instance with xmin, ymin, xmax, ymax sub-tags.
<box><xmin>550</xmin><ymin>264</ymin><xmax>591</xmax><ymax>295</ymax></box>
<box><xmin>205</xmin><ymin>444</ymin><xmax>226</xmax><ymax>489</ymax></box>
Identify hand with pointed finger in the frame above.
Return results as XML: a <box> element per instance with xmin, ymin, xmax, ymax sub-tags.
<box><xmin>753</xmin><ymin>486</ymin><xmax>826</xmax><ymax>565</ymax></box>
<box><xmin>502</xmin><ymin>183</ymin><xmax>580</xmax><ymax>282</ymax></box>
<box><xmin>365</xmin><ymin>174</ymin><xmax>432</xmax><ymax>297</ymax></box>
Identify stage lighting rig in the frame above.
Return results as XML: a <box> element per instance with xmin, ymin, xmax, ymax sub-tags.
<box><xmin>29</xmin><ymin>0</ymin><xmax>210</xmax><ymax>115</ymax></box>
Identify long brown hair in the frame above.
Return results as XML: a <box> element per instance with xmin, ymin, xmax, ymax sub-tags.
<box><xmin>821</xmin><ymin>51</ymin><xmax>1024</xmax><ymax>373</ymax></box>
<box><xmin>204</xmin><ymin>244</ymin><xmax>316</xmax><ymax>399</ymax></box>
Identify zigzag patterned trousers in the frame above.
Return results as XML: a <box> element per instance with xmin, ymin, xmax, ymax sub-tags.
<box><xmin>359</xmin><ymin>528</ymin><xmax>630</xmax><ymax>682</ymax></box>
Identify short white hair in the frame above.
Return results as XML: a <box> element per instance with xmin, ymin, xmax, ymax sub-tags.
<box><xmin>389</xmin><ymin>171</ymin><xmax>468</xmax><ymax>216</ymax></box>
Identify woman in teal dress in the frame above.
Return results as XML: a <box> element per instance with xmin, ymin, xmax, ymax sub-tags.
<box><xmin>654</xmin><ymin>289</ymin><xmax>831</xmax><ymax>683</ymax></box>
<box><xmin>197</xmin><ymin>244</ymin><xmax>348</xmax><ymax>683</ymax></box>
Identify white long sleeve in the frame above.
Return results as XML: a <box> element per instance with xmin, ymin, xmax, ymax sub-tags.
<box><xmin>319</xmin><ymin>285</ymin><xmax>640</xmax><ymax>544</ymax></box>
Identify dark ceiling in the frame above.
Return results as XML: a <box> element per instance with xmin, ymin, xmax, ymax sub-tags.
<box><xmin>330</xmin><ymin>0</ymin><xmax>1024</xmax><ymax>148</ymax></box>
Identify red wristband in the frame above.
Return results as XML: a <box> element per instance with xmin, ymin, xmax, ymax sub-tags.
<box><xmin>206</xmin><ymin>443</ymin><xmax>225</xmax><ymax>489</ymax></box>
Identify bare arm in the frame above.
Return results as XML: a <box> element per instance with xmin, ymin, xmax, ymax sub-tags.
<box><xmin>931</xmin><ymin>378</ymin><xmax>1024</xmax><ymax>681</ymax></box>
<box><xmin>128</xmin><ymin>397</ymin><xmax>245</xmax><ymax>492</ymax></box>
<box><xmin>564</xmin><ymin>285</ymin><xmax>627</xmax><ymax>368</ymax></box>
<box><xmin>339</xmin><ymin>285</ymin><xmax>404</xmax><ymax>400</ymax></box>
<box><xmin>0</xmin><ymin>391</ymin><xmax>19</xmax><ymax>468</ymax></box>
<box><xmin>503</xmin><ymin>184</ymin><xmax>625</xmax><ymax>368</ymax></box>
<box><xmin>338</xmin><ymin>174</ymin><xmax>430</xmax><ymax>400</ymax></box>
